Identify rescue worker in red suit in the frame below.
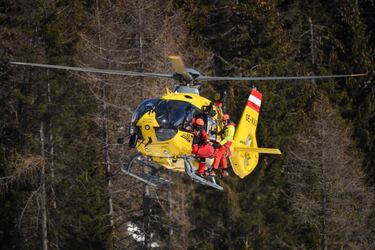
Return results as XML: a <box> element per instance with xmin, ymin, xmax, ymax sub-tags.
<box><xmin>191</xmin><ymin>118</ymin><xmax>214</xmax><ymax>176</ymax></box>
<box><xmin>212</xmin><ymin>114</ymin><xmax>236</xmax><ymax>177</ymax></box>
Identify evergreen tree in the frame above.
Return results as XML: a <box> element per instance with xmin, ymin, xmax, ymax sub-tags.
<box><xmin>176</xmin><ymin>0</ymin><xmax>313</xmax><ymax>248</ymax></box>
<box><xmin>1</xmin><ymin>1</ymin><xmax>110</xmax><ymax>248</ymax></box>
<box><xmin>1</xmin><ymin>1</ymin><xmax>375</xmax><ymax>249</ymax></box>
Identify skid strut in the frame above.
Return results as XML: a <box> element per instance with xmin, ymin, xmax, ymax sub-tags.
<box><xmin>183</xmin><ymin>157</ymin><xmax>223</xmax><ymax>191</ymax></box>
<box><xmin>119</xmin><ymin>154</ymin><xmax>171</xmax><ymax>187</ymax></box>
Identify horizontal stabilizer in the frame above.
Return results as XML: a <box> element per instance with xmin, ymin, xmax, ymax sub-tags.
<box><xmin>235</xmin><ymin>147</ymin><xmax>282</xmax><ymax>155</ymax></box>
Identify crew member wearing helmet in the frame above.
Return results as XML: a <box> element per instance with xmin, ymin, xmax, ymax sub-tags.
<box><xmin>191</xmin><ymin>117</ymin><xmax>214</xmax><ymax>176</ymax></box>
<box><xmin>212</xmin><ymin>114</ymin><xmax>236</xmax><ymax>177</ymax></box>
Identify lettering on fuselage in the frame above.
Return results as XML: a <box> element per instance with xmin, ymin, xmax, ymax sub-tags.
<box><xmin>180</xmin><ymin>133</ymin><xmax>192</xmax><ymax>143</ymax></box>
<box><xmin>245</xmin><ymin>114</ymin><xmax>258</xmax><ymax>126</ymax></box>
<box><xmin>143</xmin><ymin>118</ymin><xmax>154</xmax><ymax>123</ymax></box>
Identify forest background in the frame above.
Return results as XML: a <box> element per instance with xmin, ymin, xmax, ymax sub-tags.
<box><xmin>1</xmin><ymin>0</ymin><xmax>375</xmax><ymax>249</ymax></box>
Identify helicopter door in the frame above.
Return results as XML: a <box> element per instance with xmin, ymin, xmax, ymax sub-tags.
<box><xmin>181</xmin><ymin>106</ymin><xmax>202</xmax><ymax>131</ymax></box>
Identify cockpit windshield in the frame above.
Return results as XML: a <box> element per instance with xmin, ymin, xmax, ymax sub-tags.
<box><xmin>154</xmin><ymin>100</ymin><xmax>198</xmax><ymax>129</ymax></box>
<box><xmin>131</xmin><ymin>98</ymin><xmax>160</xmax><ymax>124</ymax></box>
<box><xmin>132</xmin><ymin>99</ymin><xmax>200</xmax><ymax>130</ymax></box>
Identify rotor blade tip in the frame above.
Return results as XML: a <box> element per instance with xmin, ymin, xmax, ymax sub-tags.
<box><xmin>168</xmin><ymin>55</ymin><xmax>180</xmax><ymax>60</ymax></box>
<box><xmin>352</xmin><ymin>73</ymin><xmax>367</xmax><ymax>77</ymax></box>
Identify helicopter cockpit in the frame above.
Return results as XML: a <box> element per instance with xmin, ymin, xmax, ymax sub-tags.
<box><xmin>129</xmin><ymin>99</ymin><xmax>207</xmax><ymax>147</ymax></box>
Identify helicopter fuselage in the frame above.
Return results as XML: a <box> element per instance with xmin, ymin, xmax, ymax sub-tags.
<box><xmin>131</xmin><ymin>90</ymin><xmax>219</xmax><ymax>172</ymax></box>
<box><xmin>129</xmin><ymin>87</ymin><xmax>281</xmax><ymax>180</ymax></box>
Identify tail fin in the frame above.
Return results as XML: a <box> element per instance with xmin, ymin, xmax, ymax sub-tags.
<box><xmin>230</xmin><ymin>88</ymin><xmax>263</xmax><ymax>178</ymax></box>
<box><xmin>233</xmin><ymin>88</ymin><xmax>262</xmax><ymax>146</ymax></box>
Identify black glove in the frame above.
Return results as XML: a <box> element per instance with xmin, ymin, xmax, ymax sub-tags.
<box><xmin>213</xmin><ymin>142</ymin><xmax>221</xmax><ymax>149</ymax></box>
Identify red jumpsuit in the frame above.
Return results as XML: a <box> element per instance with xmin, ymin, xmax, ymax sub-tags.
<box><xmin>192</xmin><ymin>127</ymin><xmax>214</xmax><ymax>175</ymax></box>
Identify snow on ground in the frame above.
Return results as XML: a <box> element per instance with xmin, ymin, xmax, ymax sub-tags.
<box><xmin>127</xmin><ymin>222</ymin><xmax>160</xmax><ymax>248</ymax></box>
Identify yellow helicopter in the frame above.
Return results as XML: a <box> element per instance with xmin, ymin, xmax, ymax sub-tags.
<box><xmin>11</xmin><ymin>56</ymin><xmax>366</xmax><ymax>190</ymax></box>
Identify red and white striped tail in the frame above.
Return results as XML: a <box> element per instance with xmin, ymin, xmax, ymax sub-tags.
<box><xmin>246</xmin><ymin>89</ymin><xmax>262</xmax><ymax>112</ymax></box>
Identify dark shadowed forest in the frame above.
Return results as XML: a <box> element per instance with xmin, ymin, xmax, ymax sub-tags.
<box><xmin>1</xmin><ymin>0</ymin><xmax>375</xmax><ymax>249</ymax></box>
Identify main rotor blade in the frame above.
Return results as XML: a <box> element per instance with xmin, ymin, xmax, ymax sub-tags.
<box><xmin>168</xmin><ymin>56</ymin><xmax>192</xmax><ymax>81</ymax></box>
<box><xmin>168</xmin><ymin>56</ymin><xmax>186</xmax><ymax>74</ymax></box>
<box><xmin>197</xmin><ymin>73</ymin><xmax>367</xmax><ymax>81</ymax></box>
<box><xmin>10</xmin><ymin>62</ymin><xmax>174</xmax><ymax>79</ymax></box>
<box><xmin>10</xmin><ymin>61</ymin><xmax>367</xmax><ymax>82</ymax></box>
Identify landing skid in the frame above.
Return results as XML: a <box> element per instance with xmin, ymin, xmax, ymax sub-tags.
<box><xmin>119</xmin><ymin>154</ymin><xmax>223</xmax><ymax>191</ymax></box>
<box><xmin>119</xmin><ymin>154</ymin><xmax>172</xmax><ymax>187</ymax></box>
<box><xmin>183</xmin><ymin>157</ymin><xmax>224</xmax><ymax>191</ymax></box>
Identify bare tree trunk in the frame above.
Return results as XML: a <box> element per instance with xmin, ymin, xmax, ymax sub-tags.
<box><xmin>309</xmin><ymin>17</ymin><xmax>327</xmax><ymax>249</ymax></box>
<box><xmin>42</xmin><ymin>3</ymin><xmax>57</xmax><ymax>214</ymax></box>
<box><xmin>137</xmin><ymin>2</ymin><xmax>151</xmax><ymax>248</ymax></box>
<box><xmin>102</xmin><ymin>81</ymin><xmax>114</xmax><ymax>230</ymax></box>
<box><xmin>47</xmin><ymin>74</ymin><xmax>57</xmax><ymax>210</ymax></box>
<box><xmin>18</xmin><ymin>68</ymin><xmax>30</xmax><ymax>145</ymax></box>
<box><xmin>102</xmin><ymin>83</ymin><xmax>115</xmax><ymax>249</ymax></box>
<box><xmin>168</xmin><ymin>173</ymin><xmax>173</xmax><ymax>250</ymax></box>
<box><xmin>309</xmin><ymin>17</ymin><xmax>317</xmax><ymax>86</ymax></box>
<box><xmin>309</xmin><ymin>17</ymin><xmax>315</xmax><ymax>68</ymax></box>
<box><xmin>143</xmin><ymin>186</ymin><xmax>151</xmax><ymax>249</ymax></box>
<box><xmin>320</xmin><ymin>96</ymin><xmax>327</xmax><ymax>250</ymax></box>
<box><xmin>138</xmin><ymin>0</ymin><xmax>145</xmax><ymax>99</ymax></box>
<box><xmin>40</xmin><ymin>121</ymin><xmax>48</xmax><ymax>250</ymax></box>
<box><xmin>95</xmin><ymin>1</ymin><xmax>114</xmax><ymax>247</ymax></box>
